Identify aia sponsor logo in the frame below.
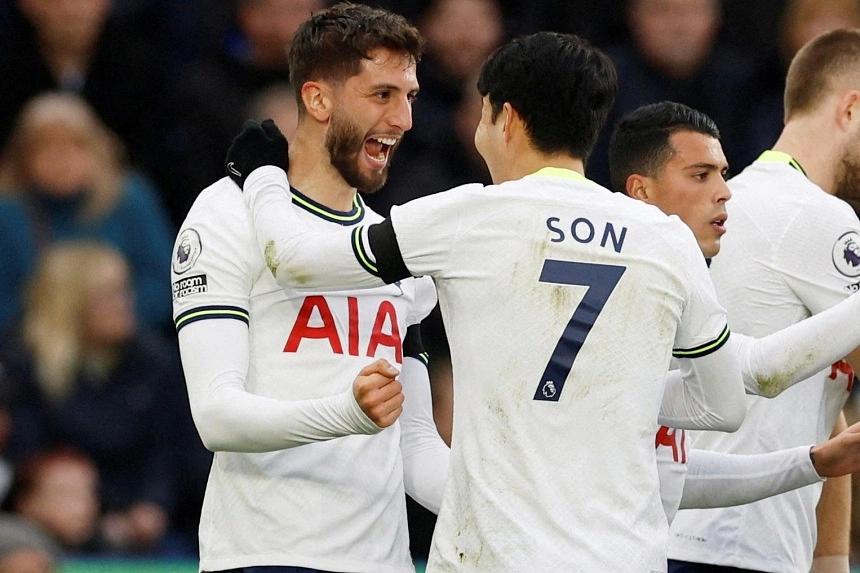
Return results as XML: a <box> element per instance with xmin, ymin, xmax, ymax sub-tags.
<box><xmin>284</xmin><ymin>296</ymin><xmax>403</xmax><ymax>363</ymax></box>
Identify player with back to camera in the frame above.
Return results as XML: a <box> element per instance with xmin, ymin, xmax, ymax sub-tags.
<box><xmin>229</xmin><ymin>31</ymin><xmax>749</xmax><ymax>572</ymax></box>
<box><xmin>230</xmin><ymin>31</ymin><xmax>860</xmax><ymax>572</ymax></box>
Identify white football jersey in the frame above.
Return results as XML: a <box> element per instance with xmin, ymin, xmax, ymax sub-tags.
<box><xmin>172</xmin><ymin>178</ymin><xmax>435</xmax><ymax>572</ymax></box>
<box><xmin>383</xmin><ymin>168</ymin><xmax>729</xmax><ymax>573</ymax></box>
<box><xmin>668</xmin><ymin>152</ymin><xmax>860</xmax><ymax>572</ymax></box>
<box><xmin>656</xmin><ymin>425</ymin><xmax>688</xmax><ymax>524</ymax></box>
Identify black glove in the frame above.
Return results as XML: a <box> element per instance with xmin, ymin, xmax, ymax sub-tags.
<box><xmin>225</xmin><ymin>119</ymin><xmax>289</xmax><ymax>188</ymax></box>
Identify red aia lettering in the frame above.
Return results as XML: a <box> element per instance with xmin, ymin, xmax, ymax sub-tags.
<box><xmin>655</xmin><ymin>426</ymin><xmax>686</xmax><ymax>463</ymax></box>
<box><xmin>284</xmin><ymin>296</ymin><xmax>343</xmax><ymax>354</ymax></box>
<box><xmin>828</xmin><ymin>360</ymin><xmax>855</xmax><ymax>393</ymax></box>
<box><xmin>284</xmin><ymin>296</ymin><xmax>403</xmax><ymax>362</ymax></box>
<box><xmin>366</xmin><ymin>301</ymin><xmax>402</xmax><ymax>363</ymax></box>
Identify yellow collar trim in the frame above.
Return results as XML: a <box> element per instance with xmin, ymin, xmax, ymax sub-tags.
<box><xmin>757</xmin><ymin>150</ymin><xmax>807</xmax><ymax>176</ymax></box>
<box><xmin>528</xmin><ymin>166</ymin><xmax>587</xmax><ymax>181</ymax></box>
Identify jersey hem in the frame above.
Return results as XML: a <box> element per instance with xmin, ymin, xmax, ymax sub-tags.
<box><xmin>667</xmin><ymin>548</ymin><xmax>805</xmax><ymax>573</ymax></box>
<box><xmin>200</xmin><ymin>553</ymin><xmax>415</xmax><ymax>573</ymax></box>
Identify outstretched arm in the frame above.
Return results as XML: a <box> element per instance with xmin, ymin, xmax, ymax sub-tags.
<box><xmin>734</xmin><ymin>290</ymin><xmax>860</xmax><ymax>397</ymax></box>
<box><xmin>660</xmin><ymin>288</ymin><xmax>860</xmax><ymax>427</ymax></box>
<box><xmin>679</xmin><ymin>413</ymin><xmax>860</xmax><ymax>517</ymax></box>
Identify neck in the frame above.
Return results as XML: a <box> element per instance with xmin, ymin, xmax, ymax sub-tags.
<box><xmin>496</xmin><ymin>147</ymin><xmax>585</xmax><ymax>183</ymax></box>
<box><xmin>39</xmin><ymin>40</ymin><xmax>93</xmax><ymax>82</ymax></box>
<box><xmin>287</xmin><ymin>127</ymin><xmax>356</xmax><ymax>211</ymax></box>
<box><xmin>772</xmin><ymin>115</ymin><xmax>841</xmax><ymax>194</ymax></box>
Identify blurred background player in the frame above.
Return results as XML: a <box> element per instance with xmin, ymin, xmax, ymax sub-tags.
<box><xmin>173</xmin><ymin>4</ymin><xmax>448</xmax><ymax>572</ymax></box>
<box><xmin>668</xmin><ymin>29</ymin><xmax>860</xmax><ymax>573</ymax></box>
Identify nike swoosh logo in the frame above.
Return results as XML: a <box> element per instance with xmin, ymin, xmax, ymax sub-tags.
<box><xmin>226</xmin><ymin>162</ymin><xmax>242</xmax><ymax>177</ymax></box>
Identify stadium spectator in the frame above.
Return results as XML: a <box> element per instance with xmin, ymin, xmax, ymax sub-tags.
<box><xmin>165</xmin><ymin>0</ymin><xmax>322</xmax><ymax>223</ymax></box>
<box><xmin>588</xmin><ymin>0</ymin><xmax>755</xmax><ymax>187</ymax></box>
<box><xmin>2</xmin><ymin>242</ymin><xmax>186</xmax><ymax>554</ymax></box>
<box><xmin>7</xmin><ymin>449</ymin><xmax>100</xmax><ymax>552</ymax></box>
<box><xmin>738</xmin><ymin>0</ymin><xmax>860</xmax><ymax>175</ymax></box>
<box><xmin>0</xmin><ymin>514</ymin><xmax>59</xmax><ymax>573</ymax></box>
<box><xmin>402</xmin><ymin>0</ymin><xmax>504</xmax><ymax>157</ymax></box>
<box><xmin>246</xmin><ymin>83</ymin><xmax>300</xmax><ymax>142</ymax></box>
<box><xmin>0</xmin><ymin>0</ymin><xmax>171</xmax><ymax>186</ymax></box>
<box><xmin>0</xmin><ymin>93</ymin><xmax>174</xmax><ymax>332</ymax></box>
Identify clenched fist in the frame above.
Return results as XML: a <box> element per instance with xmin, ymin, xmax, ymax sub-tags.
<box><xmin>353</xmin><ymin>359</ymin><xmax>404</xmax><ymax>428</ymax></box>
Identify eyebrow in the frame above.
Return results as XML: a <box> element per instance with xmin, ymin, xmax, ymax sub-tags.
<box><xmin>683</xmin><ymin>162</ymin><xmax>727</xmax><ymax>170</ymax></box>
<box><xmin>369</xmin><ymin>83</ymin><xmax>420</xmax><ymax>94</ymax></box>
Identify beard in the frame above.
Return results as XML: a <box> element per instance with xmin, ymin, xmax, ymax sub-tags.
<box><xmin>834</xmin><ymin>152</ymin><xmax>860</xmax><ymax>205</ymax></box>
<box><xmin>325</xmin><ymin>110</ymin><xmax>395</xmax><ymax>193</ymax></box>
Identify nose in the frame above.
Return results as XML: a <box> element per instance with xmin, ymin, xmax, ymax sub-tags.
<box><xmin>388</xmin><ymin>95</ymin><xmax>413</xmax><ymax>132</ymax></box>
<box><xmin>716</xmin><ymin>177</ymin><xmax>731</xmax><ymax>203</ymax></box>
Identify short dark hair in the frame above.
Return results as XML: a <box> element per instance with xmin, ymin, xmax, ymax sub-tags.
<box><xmin>289</xmin><ymin>2</ymin><xmax>424</xmax><ymax>113</ymax></box>
<box><xmin>476</xmin><ymin>32</ymin><xmax>617</xmax><ymax>160</ymax></box>
<box><xmin>785</xmin><ymin>28</ymin><xmax>860</xmax><ymax>120</ymax></box>
<box><xmin>608</xmin><ymin>101</ymin><xmax>720</xmax><ymax>193</ymax></box>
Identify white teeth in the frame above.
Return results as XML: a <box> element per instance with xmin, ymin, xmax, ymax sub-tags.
<box><xmin>372</xmin><ymin>137</ymin><xmax>397</xmax><ymax>146</ymax></box>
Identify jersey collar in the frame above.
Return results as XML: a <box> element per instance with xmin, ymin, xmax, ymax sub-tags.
<box><xmin>290</xmin><ymin>186</ymin><xmax>365</xmax><ymax>225</ymax></box>
<box><xmin>757</xmin><ymin>150</ymin><xmax>808</xmax><ymax>177</ymax></box>
<box><xmin>527</xmin><ymin>166</ymin><xmax>588</xmax><ymax>181</ymax></box>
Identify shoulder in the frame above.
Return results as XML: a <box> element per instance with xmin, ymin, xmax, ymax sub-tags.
<box><xmin>399</xmin><ymin>183</ymin><xmax>486</xmax><ymax>210</ymax></box>
<box><xmin>182</xmin><ymin>177</ymin><xmax>251</xmax><ymax>228</ymax></box>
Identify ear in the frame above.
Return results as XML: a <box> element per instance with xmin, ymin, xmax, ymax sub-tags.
<box><xmin>625</xmin><ymin>174</ymin><xmax>653</xmax><ymax>202</ymax></box>
<box><xmin>836</xmin><ymin>90</ymin><xmax>860</xmax><ymax>131</ymax></box>
<box><xmin>501</xmin><ymin>102</ymin><xmax>516</xmax><ymax>144</ymax></box>
<box><xmin>300</xmin><ymin>81</ymin><xmax>333</xmax><ymax>122</ymax></box>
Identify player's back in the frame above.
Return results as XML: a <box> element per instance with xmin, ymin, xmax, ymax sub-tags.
<box><xmin>408</xmin><ymin>170</ymin><xmax>725</xmax><ymax>572</ymax></box>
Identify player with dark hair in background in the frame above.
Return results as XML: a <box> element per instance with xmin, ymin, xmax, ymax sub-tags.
<box><xmin>666</xmin><ymin>29</ymin><xmax>860</xmax><ymax>573</ymax></box>
<box><xmin>610</xmin><ymin>103</ymin><xmax>860</xmax><ymax>573</ymax></box>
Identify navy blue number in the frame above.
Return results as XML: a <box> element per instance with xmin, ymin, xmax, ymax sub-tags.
<box><xmin>534</xmin><ymin>259</ymin><xmax>626</xmax><ymax>402</ymax></box>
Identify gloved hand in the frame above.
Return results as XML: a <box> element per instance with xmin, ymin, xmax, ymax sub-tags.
<box><xmin>225</xmin><ymin>119</ymin><xmax>289</xmax><ymax>188</ymax></box>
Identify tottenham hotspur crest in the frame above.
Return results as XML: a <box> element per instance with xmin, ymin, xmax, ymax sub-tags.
<box><xmin>832</xmin><ymin>231</ymin><xmax>860</xmax><ymax>278</ymax></box>
<box><xmin>173</xmin><ymin>228</ymin><xmax>202</xmax><ymax>274</ymax></box>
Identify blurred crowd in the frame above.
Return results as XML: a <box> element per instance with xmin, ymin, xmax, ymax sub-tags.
<box><xmin>1</xmin><ymin>0</ymin><xmax>860</xmax><ymax>568</ymax></box>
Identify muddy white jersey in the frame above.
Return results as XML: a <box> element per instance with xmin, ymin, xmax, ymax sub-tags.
<box><xmin>172</xmin><ymin>178</ymin><xmax>435</xmax><ymax>573</ymax></box>
<box><xmin>374</xmin><ymin>168</ymin><xmax>730</xmax><ymax>573</ymax></box>
<box><xmin>668</xmin><ymin>152</ymin><xmax>859</xmax><ymax>572</ymax></box>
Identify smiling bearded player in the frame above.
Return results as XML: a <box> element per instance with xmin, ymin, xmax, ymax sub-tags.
<box><xmin>172</xmin><ymin>4</ymin><xmax>449</xmax><ymax>572</ymax></box>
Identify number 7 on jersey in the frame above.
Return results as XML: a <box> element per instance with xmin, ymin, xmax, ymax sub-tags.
<box><xmin>534</xmin><ymin>259</ymin><xmax>626</xmax><ymax>402</ymax></box>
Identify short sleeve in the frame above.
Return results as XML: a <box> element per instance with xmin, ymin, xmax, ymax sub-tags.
<box><xmin>670</xmin><ymin>220</ymin><xmax>730</xmax><ymax>358</ymax></box>
<box><xmin>171</xmin><ymin>181</ymin><xmax>254</xmax><ymax>332</ymax></box>
<box><xmin>775</xmin><ymin>196</ymin><xmax>860</xmax><ymax>313</ymax></box>
<box><xmin>389</xmin><ymin>183</ymin><xmax>484</xmax><ymax>279</ymax></box>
